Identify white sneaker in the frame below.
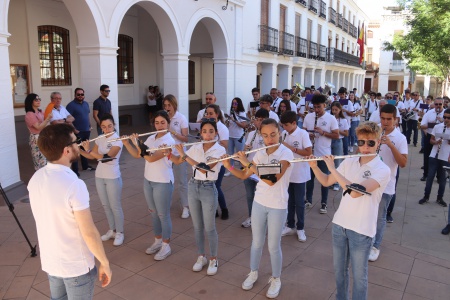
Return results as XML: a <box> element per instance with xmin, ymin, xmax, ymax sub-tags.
<box><xmin>241</xmin><ymin>217</ymin><xmax>252</xmax><ymax>228</ymax></box>
<box><xmin>333</xmin><ymin>185</ymin><xmax>339</xmax><ymax>191</ymax></box>
<box><xmin>242</xmin><ymin>270</ymin><xmax>258</xmax><ymax>290</ymax></box>
<box><xmin>101</xmin><ymin>230</ymin><xmax>115</xmax><ymax>241</ymax></box>
<box><xmin>181</xmin><ymin>207</ymin><xmax>190</xmax><ymax>219</ymax></box>
<box><xmin>224</xmin><ymin>171</ymin><xmax>231</xmax><ymax>177</ymax></box>
<box><xmin>207</xmin><ymin>259</ymin><xmax>218</xmax><ymax>275</ymax></box>
<box><xmin>368</xmin><ymin>246</ymin><xmax>380</xmax><ymax>262</ymax></box>
<box><xmin>320</xmin><ymin>204</ymin><xmax>327</xmax><ymax>214</ymax></box>
<box><xmin>266</xmin><ymin>277</ymin><xmax>281</xmax><ymax>299</ymax></box>
<box><xmin>305</xmin><ymin>202</ymin><xmax>312</xmax><ymax>208</ymax></box>
<box><xmin>192</xmin><ymin>255</ymin><xmax>208</xmax><ymax>272</ymax></box>
<box><xmin>297</xmin><ymin>230</ymin><xmax>307</xmax><ymax>242</ymax></box>
<box><xmin>154</xmin><ymin>243</ymin><xmax>171</xmax><ymax>261</ymax></box>
<box><xmin>281</xmin><ymin>226</ymin><xmax>296</xmax><ymax>236</ymax></box>
<box><xmin>113</xmin><ymin>232</ymin><xmax>124</xmax><ymax>246</ymax></box>
<box><xmin>145</xmin><ymin>238</ymin><xmax>162</xmax><ymax>255</ymax></box>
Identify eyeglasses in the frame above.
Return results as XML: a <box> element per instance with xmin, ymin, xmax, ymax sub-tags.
<box><xmin>201</xmin><ymin>118</ymin><xmax>216</xmax><ymax>123</ymax></box>
<box><xmin>34</xmin><ymin>98</ymin><xmax>41</xmax><ymax>101</ymax></box>
<box><xmin>103</xmin><ymin>90</ymin><xmax>111</xmax><ymax>93</ymax></box>
<box><xmin>386</xmin><ymin>97</ymin><xmax>393</xmax><ymax>99</ymax></box>
<box><xmin>357</xmin><ymin>140</ymin><xmax>377</xmax><ymax>147</ymax></box>
<box><xmin>66</xmin><ymin>138</ymin><xmax>81</xmax><ymax>147</ymax></box>
<box><xmin>443</xmin><ymin>116</ymin><xmax>450</xmax><ymax>119</ymax></box>
<box><xmin>76</xmin><ymin>93</ymin><xmax>84</xmax><ymax>96</ymax></box>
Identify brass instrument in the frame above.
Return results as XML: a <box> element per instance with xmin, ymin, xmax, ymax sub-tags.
<box><xmin>322</xmin><ymin>82</ymin><xmax>335</xmax><ymax>96</ymax></box>
<box><xmin>290</xmin><ymin>83</ymin><xmax>305</xmax><ymax>104</ymax></box>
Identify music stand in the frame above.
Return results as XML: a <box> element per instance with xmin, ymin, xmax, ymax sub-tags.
<box><xmin>0</xmin><ymin>183</ymin><xmax>37</xmax><ymax>257</ymax></box>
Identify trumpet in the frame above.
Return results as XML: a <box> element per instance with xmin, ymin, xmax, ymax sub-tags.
<box><xmin>206</xmin><ymin>144</ymin><xmax>279</xmax><ymax>165</ymax></box>
<box><xmin>109</xmin><ymin>130</ymin><xmax>168</xmax><ymax>142</ymax></box>
<box><xmin>146</xmin><ymin>139</ymin><xmax>216</xmax><ymax>152</ymax></box>
<box><xmin>290</xmin><ymin>83</ymin><xmax>305</xmax><ymax>104</ymax></box>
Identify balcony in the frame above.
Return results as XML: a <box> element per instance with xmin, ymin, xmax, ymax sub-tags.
<box><xmin>309</xmin><ymin>0</ymin><xmax>318</xmax><ymax>14</ymax></box>
<box><xmin>328</xmin><ymin>7</ymin><xmax>336</xmax><ymax>25</ymax></box>
<box><xmin>295</xmin><ymin>36</ymin><xmax>308</xmax><ymax>58</ymax></box>
<box><xmin>319</xmin><ymin>1</ymin><xmax>327</xmax><ymax>19</ymax></box>
<box><xmin>279</xmin><ymin>31</ymin><xmax>294</xmax><ymax>56</ymax></box>
<box><xmin>319</xmin><ymin>45</ymin><xmax>327</xmax><ymax>61</ymax></box>
<box><xmin>390</xmin><ymin>60</ymin><xmax>406</xmax><ymax>71</ymax></box>
<box><xmin>258</xmin><ymin>25</ymin><xmax>278</xmax><ymax>53</ymax></box>
<box><xmin>309</xmin><ymin>41</ymin><xmax>319</xmax><ymax>59</ymax></box>
<box><xmin>327</xmin><ymin>47</ymin><xmax>360</xmax><ymax>67</ymax></box>
<box><xmin>337</xmin><ymin>14</ymin><xmax>343</xmax><ymax>29</ymax></box>
<box><xmin>349</xmin><ymin>24</ymin><xmax>357</xmax><ymax>38</ymax></box>
<box><xmin>295</xmin><ymin>0</ymin><xmax>307</xmax><ymax>7</ymax></box>
<box><xmin>343</xmin><ymin>18</ymin><xmax>349</xmax><ymax>33</ymax></box>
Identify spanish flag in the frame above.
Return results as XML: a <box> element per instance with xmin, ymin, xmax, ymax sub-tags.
<box><xmin>357</xmin><ymin>23</ymin><xmax>365</xmax><ymax>65</ymax></box>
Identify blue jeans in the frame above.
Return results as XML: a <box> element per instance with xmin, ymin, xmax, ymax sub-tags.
<box><xmin>188</xmin><ymin>179</ymin><xmax>218</xmax><ymax>257</ymax></box>
<box><xmin>287</xmin><ymin>182</ymin><xmax>306</xmax><ymax>230</ymax></box>
<box><xmin>406</xmin><ymin>119</ymin><xmax>418</xmax><ymax>145</ymax></box>
<box><xmin>48</xmin><ymin>266</ymin><xmax>97</xmax><ymax>300</ymax></box>
<box><xmin>215</xmin><ymin>166</ymin><xmax>227</xmax><ymax>210</ymax></box>
<box><xmin>331</xmin><ymin>139</ymin><xmax>343</xmax><ymax>188</ymax></box>
<box><xmin>96</xmin><ymin>177</ymin><xmax>124</xmax><ymax>233</ymax></box>
<box><xmin>228</xmin><ymin>137</ymin><xmax>245</xmax><ymax>166</ymax></box>
<box><xmin>243</xmin><ymin>177</ymin><xmax>258</xmax><ymax>217</ymax></box>
<box><xmin>297</xmin><ymin>121</ymin><xmax>303</xmax><ymax>129</ymax></box>
<box><xmin>349</xmin><ymin>120</ymin><xmax>359</xmax><ymax>146</ymax></box>
<box><xmin>342</xmin><ymin>136</ymin><xmax>349</xmax><ymax>155</ymax></box>
<box><xmin>143</xmin><ymin>179</ymin><xmax>174</xmax><ymax>240</ymax></box>
<box><xmin>306</xmin><ymin>160</ymin><xmax>329</xmax><ymax>204</ymax></box>
<box><xmin>71</xmin><ymin>131</ymin><xmax>91</xmax><ymax>174</ymax></box>
<box><xmin>424</xmin><ymin>157</ymin><xmax>448</xmax><ymax>198</ymax></box>
<box><xmin>250</xmin><ymin>201</ymin><xmax>286</xmax><ymax>278</ymax></box>
<box><xmin>332</xmin><ymin>224</ymin><xmax>372</xmax><ymax>300</ymax></box>
<box><xmin>373</xmin><ymin>193</ymin><xmax>393</xmax><ymax>249</ymax></box>
<box><xmin>173</xmin><ymin>162</ymin><xmax>189</xmax><ymax>207</ymax></box>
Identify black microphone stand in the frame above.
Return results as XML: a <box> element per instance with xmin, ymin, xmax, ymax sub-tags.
<box><xmin>0</xmin><ymin>183</ymin><xmax>37</xmax><ymax>257</ymax></box>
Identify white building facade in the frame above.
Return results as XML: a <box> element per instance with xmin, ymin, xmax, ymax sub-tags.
<box><xmin>0</xmin><ymin>0</ymin><xmax>367</xmax><ymax>191</ymax></box>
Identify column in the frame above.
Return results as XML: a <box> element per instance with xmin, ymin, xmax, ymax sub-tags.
<box><xmin>403</xmin><ymin>74</ymin><xmax>410</xmax><ymax>92</ymax></box>
<box><xmin>163</xmin><ymin>53</ymin><xmax>189</xmax><ymax>119</ymax></box>
<box><xmin>214</xmin><ymin>58</ymin><xmax>235</xmax><ymax>112</ymax></box>
<box><xmin>378</xmin><ymin>74</ymin><xmax>389</xmax><ymax>95</ymax></box>
<box><xmin>78</xmin><ymin>46</ymin><xmax>119</xmax><ymax>133</ymax></box>
<box><xmin>277</xmin><ymin>65</ymin><xmax>290</xmax><ymax>90</ymax></box>
<box><xmin>261</xmin><ymin>63</ymin><xmax>277</xmax><ymax>95</ymax></box>
<box><xmin>292</xmin><ymin>67</ymin><xmax>303</xmax><ymax>86</ymax></box>
<box><xmin>0</xmin><ymin>32</ymin><xmax>21</xmax><ymax>188</ymax></box>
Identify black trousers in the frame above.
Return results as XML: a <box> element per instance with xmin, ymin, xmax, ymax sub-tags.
<box><xmin>423</xmin><ymin>134</ymin><xmax>433</xmax><ymax>177</ymax></box>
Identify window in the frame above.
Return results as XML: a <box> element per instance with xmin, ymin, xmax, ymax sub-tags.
<box><xmin>388</xmin><ymin>80</ymin><xmax>398</xmax><ymax>91</ymax></box>
<box><xmin>367</xmin><ymin>47</ymin><xmax>373</xmax><ymax>64</ymax></box>
<box><xmin>295</xmin><ymin>14</ymin><xmax>301</xmax><ymax>37</ymax></box>
<box><xmin>261</xmin><ymin>0</ymin><xmax>269</xmax><ymax>25</ymax></box>
<box><xmin>367</xmin><ymin>30</ymin><xmax>373</xmax><ymax>38</ymax></box>
<box><xmin>117</xmin><ymin>34</ymin><xmax>134</xmax><ymax>84</ymax></box>
<box><xmin>38</xmin><ymin>26</ymin><xmax>71</xmax><ymax>86</ymax></box>
<box><xmin>189</xmin><ymin>60</ymin><xmax>195</xmax><ymax>95</ymax></box>
<box><xmin>393</xmin><ymin>51</ymin><xmax>403</xmax><ymax>60</ymax></box>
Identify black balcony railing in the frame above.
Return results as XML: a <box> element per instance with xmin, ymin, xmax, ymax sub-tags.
<box><xmin>309</xmin><ymin>41</ymin><xmax>319</xmax><ymax>59</ymax></box>
<box><xmin>337</xmin><ymin>14</ymin><xmax>343</xmax><ymax>28</ymax></box>
<box><xmin>319</xmin><ymin>45</ymin><xmax>327</xmax><ymax>61</ymax></box>
<box><xmin>309</xmin><ymin>0</ymin><xmax>318</xmax><ymax>13</ymax></box>
<box><xmin>319</xmin><ymin>1</ymin><xmax>327</xmax><ymax>19</ymax></box>
<box><xmin>328</xmin><ymin>7</ymin><xmax>336</xmax><ymax>24</ymax></box>
<box><xmin>295</xmin><ymin>0</ymin><xmax>307</xmax><ymax>7</ymax></box>
<box><xmin>327</xmin><ymin>47</ymin><xmax>360</xmax><ymax>67</ymax></box>
<box><xmin>349</xmin><ymin>24</ymin><xmax>357</xmax><ymax>38</ymax></box>
<box><xmin>343</xmin><ymin>18</ymin><xmax>349</xmax><ymax>33</ymax></box>
<box><xmin>296</xmin><ymin>36</ymin><xmax>308</xmax><ymax>57</ymax></box>
<box><xmin>258</xmin><ymin>25</ymin><xmax>278</xmax><ymax>53</ymax></box>
<box><xmin>279</xmin><ymin>31</ymin><xmax>294</xmax><ymax>56</ymax></box>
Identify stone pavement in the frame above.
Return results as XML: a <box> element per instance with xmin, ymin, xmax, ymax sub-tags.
<box><xmin>1</xmin><ymin>135</ymin><xmax>450</xmax><ymax>299</ymax></box>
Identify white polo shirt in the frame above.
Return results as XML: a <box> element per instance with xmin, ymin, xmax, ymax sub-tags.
<box><xmin>271</xmin><ymin>97</ymin><xmax>282</xmax><ymax>112</ymax></box>
<box><xmin>296</xmin><ymin>98</ymin><xmax>307</xmax><ymax>122</ymax></box>
<box><xmin>253</xmin><ymin>144</ymin><xmax>293</xmax><ymax>209</ymax></box>
<box><xmin>170</xmin><ymin>111</ymin><xmax>188</xmax><ymax>143</ymax></box>
<box><xmin>186</xmin><ymin>142</ymin><xmax>226</xmax><ymax>181</ymax></box>
<box><xmin>268</xmin><ymin>110</ymin><xmax>280</xmax><ymax>123</ymax></box>
<box><xmin>197</xmin><ymin>108</ymin><xmax>226</xmax><ymax>122</ymax></box>
<box><xmin>228</xmin><ymin>111</ymin><xmax>246</xmax><ymax>138</ymax></box>
<box><xmin>421</xmin><ymin>109</ymin><xmax>444</xmax><ymax>135</ymax></box>
<box><xmin>303</xmin><ymin>112</ymin><xmax>339</xmax><ymax>157</ymax></box>
<box><xmin>246</xmin><ymin>130</ymin><xmax>265</xmax><ymax>161</ymax></box>
<box><xmin>378</xmin><ymin>128</ymin><xmax>408</xmax><ymax>195</ymax></box>
<box><xmin>50</xmin><ymin>105</ymin><xmax>71</xmax><ymax>122</ymax></box>
<box><xmin>351</xmin><ymin>102</ymin><xmax>362</xmax><ymax>122</ymax></box>
<box><xmin>336</xmin><ymin>117</ymin><xmax>349</xmax><ymax>139</ymax></box>
<box><xmin>95</xmin><ymin>132</ymin><xmax>122</xmax><ymax>179</ymax></box>
<box><xmin>430</xmin><ymin>123</ymin><xmax>450</xmax><ymax>161</ymax></box>
<box><xmin>339</xmin><ymin>99</ymin><xmax>354</xmax><ymax>127</ymax></box>
<box><xmin>144</xmin><ymin>132</ymin><xmax>176</xmax><ymax>183</ymax></box>
<box><xmin>365</xmin><ymin>99</ymin><xmax>378</xmax><ymax>114</ymax></box>
<box><xmin>282</xmin><ymin>127</ymin><xmax>311</xmax><ymax>183</ymax></box>
<box><xmin>216</xmin><ymin>121</ymin><xmax>229</xmax><ymax>142</ymax></box>
<box><xmin>407</xmin><ymin>99</ymin><xmax>423</xmax><ymax>120</ymax></box>
<box><xmin>28</xmin><ymin>163</ymin><xmax>95</xmax><ymax>277</ymax></box>
<box><xmin>332</xmin><ymin>156</ymin><xmax>390</xmax><ymax>237</ymax></box>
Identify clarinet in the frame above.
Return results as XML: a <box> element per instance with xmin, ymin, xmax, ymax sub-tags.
<box><xmin>376</xmin><ymin>129</ymin><xmax>385</xmax><ymax>154</ymax></box>
<box><xmin>435</xmin><ymin>126</ymin><xmax>446</xmax><ymax>158</ymax></box>
<box><xmin>311</xmin><ymin>113</ymin><xmax>319</xmax><ymax>152</ymax></box>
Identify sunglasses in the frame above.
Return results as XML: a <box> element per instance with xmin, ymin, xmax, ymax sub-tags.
<box><xmin>232</xmin><ymin>102</ymin><xmax>238</xmax><ymax>106</ymax></box>
<box><xmin>443</xmin><ymin>116</ymin><xmax>450</xmax><ymax>120</ymax></box>
<box><xmin>357</xmin><ymin>139</ymin><xmax>377</xmax><ymax>147</ymax></box>
<box><xmin>67</xmin><ymin>138</ymin><xmax>82</xmax><ymax>147</ymax></box>
<box><xmin>435</xmin><ymin>103</ymin><xmax>443</xmax><ymax>106</ymax></box>
<box><xmin>76</xmin><ymin>93</ymin><xmax>84</xmax><ymax>96</ymax></box>
<box><xmin>201</xmin><ymin>118</ymin><xmax>216</xmax><ymax>123</ymax></box>
<box><xmin>34</xmin><ymin>98</ymin><xmax>41</xmax><ymax>101</ymax></box>
<box><xmin>103</xmin><ymin>90</ymin><xmax>111</xmax><ymax>93</ymax></box>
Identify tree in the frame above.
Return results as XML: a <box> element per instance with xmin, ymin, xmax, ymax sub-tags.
<box><xmin>383</xmin><ymin>0</ymin><xmax>450</xmax><ymax>94</ymax></box>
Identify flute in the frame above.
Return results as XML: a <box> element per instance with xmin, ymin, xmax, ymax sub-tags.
<box><xmin>109</xmin><ymin>130</ymin><xmax>168</xmax><ymax>142</ymax></box>
<box><xmin>146</xmin><ymin>139</ymin><xmax>216</xmax><ymax>152</ymax></box>
<box><xmin>206</xmin><ymin>143</ymin><xmax>279</xmax><ymax>165</ymax></box>
<box><xmin>289</xmin><ymin>153</ymin><xmax>376</xmax><ymax>163</ymax></box>
<box><xmin>77</xmin><ymin>132</ymin><xmax>115</xmax><ymax>145</ymax></box>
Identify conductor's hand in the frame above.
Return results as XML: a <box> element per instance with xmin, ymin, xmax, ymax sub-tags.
<box><xmin>99</xmin><ymin>263</ymin><xmax>112</xmax><ymax>287</ymax></box>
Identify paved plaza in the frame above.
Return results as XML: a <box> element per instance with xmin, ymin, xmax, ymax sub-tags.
<box><xmin>1</xmin><ymin>133</ymin><xmax>450</xmax><ymax>299</ymax></box>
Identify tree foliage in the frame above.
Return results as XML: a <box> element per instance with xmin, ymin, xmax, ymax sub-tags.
<box><xmin>383</xmin><ymin>0</ymin><xmax>450</xmax><ymax>80</ymax></box>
